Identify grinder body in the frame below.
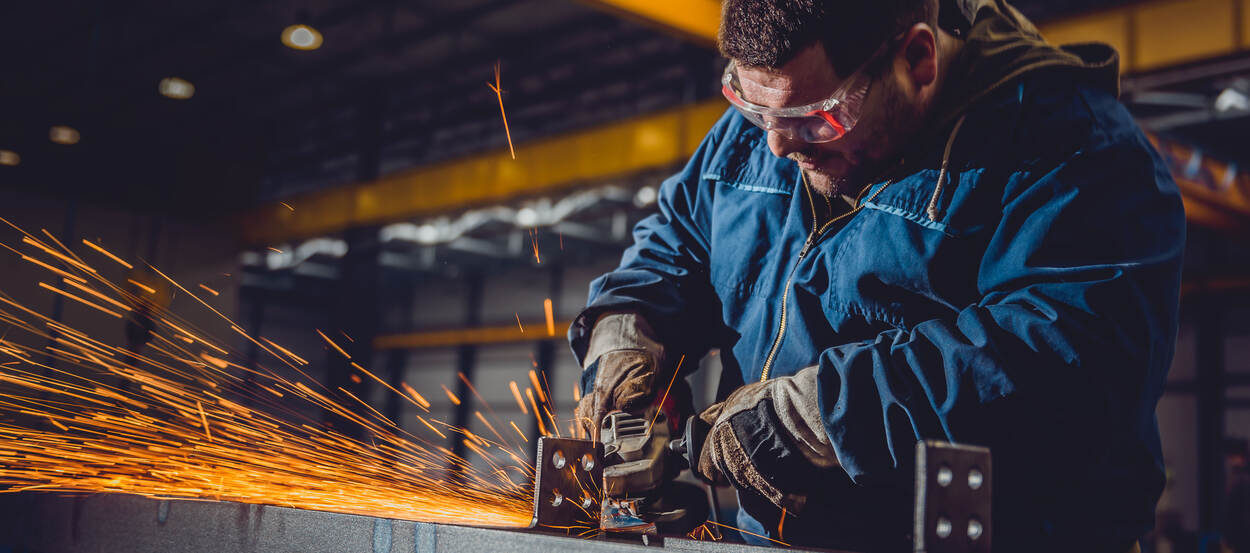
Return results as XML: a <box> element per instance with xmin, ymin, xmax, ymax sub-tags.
<box><xmin>598</xmin><ymin>409</ymin><xmax>710</xmax><ymax>535</ymax></box>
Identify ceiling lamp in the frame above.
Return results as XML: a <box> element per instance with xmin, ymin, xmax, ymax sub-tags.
<box><xmin>0</xmin><ymin>150</ymin><xmax>19</xmax><ymax>166</ymax></box>
<box><xmin>159</xmin><ymin>77</ymin><xmax>195</xmax><ymax>99</ymax></box>
<box><xmin>281</xmin><ymin>24</ymin><xmax>322</xmax><ymax>51</ymax></box>
<box><xmin>49</xmin><ymin>126</ymin><xmax>80</xmax><ymax>145</ymax></box>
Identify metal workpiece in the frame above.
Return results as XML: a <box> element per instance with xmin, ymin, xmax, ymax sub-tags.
<box><xmin>913</xmin><ymin>441</ymin><xmax>992</xmax><ymax>553</ymax></box>
<box><xmin>530</xmin><ymin>436</ymin><xmax>604</xmax><ymax>531</ymax></box>
<box><xmin>0</xmin><ymin>492</ymin><xmax>837</xmax><ymax>553</ymax></box>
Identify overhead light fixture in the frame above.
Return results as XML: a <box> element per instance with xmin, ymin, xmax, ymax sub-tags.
<box><xmin>159</xmin><ymin>77</ymin><xmax>195</xmax><ymax>99</ymax></box>
<box><xmin>281</xmin><ymin>24</ymin><xmax>322</xmax><ymax>51</ymax></box>
<box><xmin>49</xmin><ymin>126</ymin><xmax>80</xmax><ymax>145</ymax></box>
<box><xmin>1215</xmin><ymin>88</ymin><xmax>1250</xmax><ymax>113</ymax></box>
<box><xmin>634</xmin><ymin>186</ymin><xmax>658</xmax><ymax>207</ymax></box>
<box><xmin>0</xmin><ymin>150</ymin><xmax>19</xmax><ymax>166</ymax></box>
<box><xmin>516</xmin><ymin>207</ymin><xmax>539</xmax><ymax>227</ymax></box>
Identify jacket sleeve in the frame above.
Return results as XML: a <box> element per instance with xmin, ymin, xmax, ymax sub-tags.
<box><xmin>567</xmin><ymin>114</ymin><xmax>733</xmax><ymax>370</ymax></box>
<box><xmin>816</xmin><ymin>136</ymin><xmax>1185</xmax><ymax>487</ymax></box>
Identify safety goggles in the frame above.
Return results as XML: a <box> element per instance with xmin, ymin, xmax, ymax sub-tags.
<box><xmin>721</xmin><ymin>59</ymin><xmax>871</xmax><ymax>143</ymax></box>
<box><xmin>721</xmin><ymin>35</ymin><xmax>903</xmax><ymax>143</ymax></box>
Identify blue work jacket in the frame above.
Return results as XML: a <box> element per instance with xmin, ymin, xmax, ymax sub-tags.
<box><xmin>570</xmin><ymin>70</ymin><xmax>1185</xmax><ymax>551</ymax></box>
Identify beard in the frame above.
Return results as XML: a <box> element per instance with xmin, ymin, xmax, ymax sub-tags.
<box><xmin>792</xmin><ymin>77</ymin><xmax>928</xmax><ymax>198</ymax></box>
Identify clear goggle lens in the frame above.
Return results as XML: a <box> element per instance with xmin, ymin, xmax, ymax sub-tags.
<box><xmin>726</xmin><ymin>96</ymin><xmax>853</xmax><ymax>143</ymax></box>
<box><xmin>720</xmin><ymin>60</ymin><xmax>869</xmax><ymax>144</ymax></box>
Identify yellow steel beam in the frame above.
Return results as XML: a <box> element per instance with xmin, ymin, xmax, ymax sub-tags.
<box><xmin>1036</xmin><ymin>0</ymin><xmax>1250</xmax><ymax>73</ymax></box>
<box><xmin>578</xmin><ymin>0</ymin><xmax>1250</xmax><ymax>74</ymax></box>
<box><xmin>240</xmin><ymin>100</ymin><xmax>727</xmax><ymax>246</ymax></box>
<box><xmin>242</xmin><ymin>0</ymin><xmax>1250</xmax><ymax>246</ymax></box>
<box><xmin>580</xmin><ymin>0</ymin><xmax>722</xmax><ymax>46</ymax></box>
<box><xmin>1146</xmin><ymin>132</ymin><xmax>1250</xmax><ymax>231</ymax></box>
<box><xmin>373</xmin><ymin>320</ymin><xmax>573</xmax><ymax>350</ymax></box>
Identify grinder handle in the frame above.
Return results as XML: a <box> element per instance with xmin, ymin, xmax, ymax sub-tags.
<box><xmin>667</xmin><ymin>415</ymin><xmax>711</xmax><ymax>474</ymax></box>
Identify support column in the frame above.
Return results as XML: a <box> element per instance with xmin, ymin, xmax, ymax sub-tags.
<box><xmin>1195</xmin><ymin>229</ymin><xmax>1228</xmax><ymax>532</ymax></box>
<box><xmin>530</xmin><ymin>263</ymin><xmax>565</xmax><ymax>449</ymax></box>
<box><xmin>450</xmin><ymin>272</ymin><xmax>485</xmax><ymax>462</ymax></box>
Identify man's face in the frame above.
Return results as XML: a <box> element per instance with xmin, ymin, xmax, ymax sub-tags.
<box><xmin>736</xmin><ymin>42</ymin><xmax>927</xmax><ymax>196</ymax></box>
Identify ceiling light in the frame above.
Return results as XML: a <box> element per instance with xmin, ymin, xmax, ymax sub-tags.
<box><xmin>1215</xmin><ymin>88</ymin><xmax>1250</xmax><ymax>113</ymax></box>
<box><xmin>50</xmin><ymin>126</ymin><xmax>80</xmax><ymax>145</ymax></box>
<box><xmin>282</xmin><ymin>24</ymin><xmax>322</xmax><ymax>51</ymax></box>
<box><xmin>634</xmin><ymin>186</ymin><xmax>658</xmax><ymax>207</ymax></box>
<box><xmin>516</xmin><ymin>207</ymin><xmax>539</xmax><ymax>227</ymax></box>
<box><xmin>159</xmin><ymin>77</ymin><xmax>195</xmax><ymax>100</ymax></box>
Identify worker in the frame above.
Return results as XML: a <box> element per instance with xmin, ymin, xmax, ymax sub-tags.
<box><xmin>571</xmin><ymin>0</ymin><xmax>1184</xmax><ymax>552</ymax></box>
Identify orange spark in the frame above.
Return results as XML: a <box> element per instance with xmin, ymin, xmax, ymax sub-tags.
<box><xmin>349</xmin><ymin>374</ymin><xmax>362</xmax><ymax>384</ymax></box>
<box><xmin>543</xmin><ymin>298</ymin><xmax>555</xmax><ymax>337</ymax></box>
<box><xmin>127</xmin><ymin>279</ymin><xmax>157</xmax><ymax>294</ymax></box>
<box><xmin>37</xmin><ymin>282</ymin><xmax>123</xmax><ymax>318</ymax></box>
<box><xmin>530</xmin><ymin>229</ymin><xmax>541</xmax><ymax>265</ymax></box>
<box><xmin>510</xmin><ymin>421</ymin><xmax>528</xmax><ymax>443</ymax></box>
<box><xmin>198</xmin><ymin>284</ymin><xmax>220</xmax><ymax>297</ymax></box>
<box><xmin>196</xmin><ymin>401</ymin><xmax>213</xmax><ymax>442</ymax></box>
<box><xmin>0</xmin><ymin>219</ymin><xmax>537</xmax><ymax>530</ymax></box>
<box><xmin>526</xmin><ymin>388</ymin><xmax>546</xmax><ymax>436</ymax></box>
<box><xmin>315</xmin><ymin>329</ymin><xmax>350</xmax><ymax>359</ymax></box>
<box><xmin>778</xmin><ymin>507</ymin><xmax>787</xmax><ymax>542</ymax></box>
<box><xmin>528</xmin><ymin>369</ymin><xmax>547</xmax><ymax>404</ymax></box>
<box><xmin>260</xmin><ymin>338</ymin><xmax>309</xmax><ymax>365</ymax></box>
<box><xmin>21</xmin><ymin>236</ymin><xmax>97</xmax><ymax>274</ymax></box>
<box><xmin>60</xmin><ymin>277</ymin><xmax>132</xmax><ymax>313</ymax></box>
<box><xmin>80</xmin><ymin>239</ymin><xmax>133</xmax><ymax>269</ymax></box>
<box><xmin>200</xmin><ymin>353</ymin><xmax>229</xmax><ymax>370</ymax></box>
<box><xmin>401</xmin><ymin>382</ymin><xmax>431</xmax><ymax>410</ymax></box>
<box><xmin>280</xmin><ymin>202</ymin><xmax>295</xmax><ymax>212</ymax></box>
<box><xmin>20</xmin><ymin>254</ymin><xmax>87</xmax><ymax>284</ymax></box>
<box><xmin>572</xmin><ymin>382</ymin><xmax>581</xmax><ymax>403</ymax></box>
<box><xmin>417</xmin><ymin>416</ymin><xmax>448</xmax><ymax>440</ymax></box>
<box><xmin>474</xmin><ymin>411</ymin><xmax>507</xmax><ymax>444</ymax></box>
<box><xmin>442</xmin><ymin>384</ymin><xmax>461</xmax><ymax>406</ymax></box>
<box><xmin>648</xmin><ymin>355</ymin><xmax>685</xmax><ymax>433</ymax></box>
<box><xmin>509</xmin><ymin>381</ymin><xmax>528</xmax><ymax>414</ymax></box>
<box><xmin>268</xmin><ymin>247</ymin><xmax>282</xmax><ymax>253</ymax></box>
<box><xmin>486</xmin><ymin>61</ymin><xmax>516</xmax><ymax>160</ymax></box>
<box><xmin>515</xmin><ymin>313</ymin><xmax>524</xmax><ymax>333</ymax></box>
<box><xmin>704</xmin><ymin>521</ymin><xmax>790</xmax><ymax>547</ymax></box>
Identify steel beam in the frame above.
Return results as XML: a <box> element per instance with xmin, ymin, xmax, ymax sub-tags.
<box><xmin>0</xmin><ymin>492</ymin><xmax>837</xmax><ymax>553</ymax></box>
<box><xmin>579</xmin><ymin>0</ymin><xmax>721</xmax><ymax>46</ymax></box>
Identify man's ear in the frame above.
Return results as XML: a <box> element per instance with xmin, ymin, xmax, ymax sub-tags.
<box><xmin>900</xmin><ymin>23</ymin><xmax>939</xmax><ymax>88</ymax></box>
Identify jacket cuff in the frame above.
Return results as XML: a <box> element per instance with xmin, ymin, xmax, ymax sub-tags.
<box><xmin>581</xmin><ymin>312</ymin><xmax>665</xmax><ymax>370</ymax></box>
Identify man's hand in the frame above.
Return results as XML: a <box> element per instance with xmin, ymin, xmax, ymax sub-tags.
<box><xmin>575</xmin><ymin>312</ymin><xmax>693</xmax><ymax>438</ymax></box>
<box><xmin>694</xmin><ymin>366</ymin><xmax>839</xmax><ymax>513</ymax></box>
<box><xmin>575</xmin><ymin>349</ymin><xmax>663</xmax><ymax>437</ymax></box>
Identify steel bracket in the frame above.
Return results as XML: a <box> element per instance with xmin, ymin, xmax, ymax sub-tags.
<box><xmin>913</xmin><ymin>440</ymin><xmax>992</xmax><ymax>553</ymax></box>
<box><xmin>529</xmin><ymin>437</ymin><xmax>604</xmax><ymax>532</ymax></box>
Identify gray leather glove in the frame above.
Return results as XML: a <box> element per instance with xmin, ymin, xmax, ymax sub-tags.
<box><xmin>695</xmin><ymin>366</ymin><xmax>839</xmax><ymax>513</ymax></box>
<box><xmin>574</xmin><ymin>313</ymin><xmax>670</xmax><ymax>437</ymax></box>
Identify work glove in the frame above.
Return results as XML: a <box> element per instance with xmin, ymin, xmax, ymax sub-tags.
<box><xmin>694</xmin><ymin>366</ymin><xmax>839</xmax><ymax>514</ymax></box>
<box><xmin>575</xmin><ymin>313</ymin><xmax>685</xmax><ymax>438</ymax></box>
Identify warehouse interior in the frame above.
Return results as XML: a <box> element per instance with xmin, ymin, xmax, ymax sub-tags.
<box><xmin>1</xmin><ymin>0</ymin><xmax>1250</xmax><ymax>552</ymax></box>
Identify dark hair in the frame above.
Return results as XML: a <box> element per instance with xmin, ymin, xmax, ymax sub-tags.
<box><xmin>719</xmin><ymin>0</ymin><xmax>938</xmax><ymax>75</ymax></box>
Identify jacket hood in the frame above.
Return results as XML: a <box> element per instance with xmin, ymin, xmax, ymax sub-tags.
<box><xmin>930</xmin><ymin>0</ymin><xmax>1120</xmax><ymax>130</ymax></box>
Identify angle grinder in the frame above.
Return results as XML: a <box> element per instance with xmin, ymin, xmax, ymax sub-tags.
<box><xmin>597</xmin><ymin>407</ymin><xmax>712</xmax><ymax>536</ymax></box>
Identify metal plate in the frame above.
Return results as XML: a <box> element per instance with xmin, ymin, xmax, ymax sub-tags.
<box><xmin>529</xmin><ymin>437</ymin><xmax>604</xmax><ymax>532</ymax></box>
<box><xmin>913</xmin><ymin>440</ymin><xmax>992</xmax><ymax>553</ymax></box>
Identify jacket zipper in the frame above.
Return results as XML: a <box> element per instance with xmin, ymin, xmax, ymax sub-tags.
<box><xmin>758</xmin><ymin>176</ymin><xmax>894</xmax><ymax>382</ymax></box>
